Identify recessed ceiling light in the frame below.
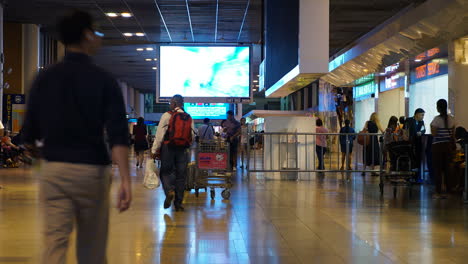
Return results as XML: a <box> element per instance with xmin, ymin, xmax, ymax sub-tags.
<box><xmin>136</xmin><ymin>48</ymin><xmax>144</xmax><ymax>51</ymax></box>
<box><xmin>253</xmin><ymin>80</ymin><xmax>258</xmax><ymax>83</ymax></box>
<box><xmin>152</xmin><ymin>67</ymin><xmax>157</xmax><ymax>70</ymax></box>
<box><xmin>363</xmin><ymin>69</ymin><xmax>369</xmax><ymax>72</ymax></box>
<box><xmin>121</xmin><ymin>12</ymin><xmax>132</xmax><ymax>18</ymax></box>
<box><xmin>415</xmin><ymin>59</ymin><xmax>422</xmax><ymax>62</ymax></box>
<box><xmin>145</xmin><ymin>58</ymin><xmax>152</xmax><ymax>61</ymax></box>
<box><xmin>146</xmin><ymin>48</ymin><xmax>154</xmax><ymax>51</ymax></box>
<box><xmin>123</xmin><ymin>33</ymin><xmax>133</xmax><ymax>37</ymax></box>
<box><xmin>154</xmin><ymin>58</ymin><xmax>158</xmax><ymax>61</ymax></box>
<box><xmin>106</xmin><ymin>12</ymin><xmax>118</xmax><ymax>17</ymax></box>
<box><xmin>135</xmin><ymin>32</ymin><xmax>145</xmax><ymax>37</ymax></box>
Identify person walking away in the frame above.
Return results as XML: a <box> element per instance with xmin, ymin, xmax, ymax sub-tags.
<box><xmin>404</xmin><ymin>108</ymin><xmax>426</xmax><ymax>181</ymax></box>
<box><xmin>239</xmin><ymin>118</ymin><xmax>249</xmax><ymax>169</ymax></box>
<box><xmin>430</xmin><ymin>99</ymin><xmax>456</xmax><ymax>199</ymax></box>
<box><xmin>363</xmin><ymin>113</ymin><xmax>384</xmax><ymax>176</ymax></box>
<box><xmin>22</xmin><ymin>10</ymin><xmax>132</xmax><ymax>264</ymax></box>
<box><xmin>133</xmin><ymin>117</ymin><xmax>149</xmax><ymax>168</ymax></box>
<box><xmin>223</xmin><ymin>110</ymin><xmax>241</xmax><ymax>171</ymax></box>
<box><xmin>339</xmin><ymin>119</ymin><xmax>355</xmax><ymax>170</ymax></box>
<box><xmin>316</xmin><ymin>118</ymin><xmax>328</xmax><ymax>170</ymax></box>
<box><xmin>198</xmin><ymin>118</ymin><xmax>214</xmax><ymax>141</ymax></box>
<box><xmin>151</xmin><ymin>95</ymin><xmax>194</xmax><ymax>211</ymax></box>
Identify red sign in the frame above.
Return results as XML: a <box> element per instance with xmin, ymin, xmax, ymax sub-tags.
<box><xmin>198</xmin><ymin>153</ymin><xmax>228</xmax><ymax>170</ymax></box>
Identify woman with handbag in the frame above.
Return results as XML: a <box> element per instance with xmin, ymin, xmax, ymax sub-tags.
<box><xmin>430</xmin><ymin>99</ymin><xmax>456</xmax><ymax>199</ymax></box>
<box><xmin>362</xmin><ymin>113</ymin><xmax>384</xmax><ymax>176</ymax></box>
<box><xmin>133</xmin><ymin>117</ymin><xmax>149</xmax><ymax>168</ymax></box>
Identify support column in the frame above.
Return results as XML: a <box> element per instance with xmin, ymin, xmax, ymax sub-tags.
<box><xmin>22</xmin><ymin>24</ymin><xmax>39</xmax><ymax>95</ymax></box>
<box><xmin>128</xmin><ymin>86</ymin><xmax>135</xmax><ymax>117</ymax></box>
<box><xmin>449</xmin><ymin>38</ymin><xmax>468</xmax><ymax>128</ymax></box>
<box><xmin>0</xmin><ymin>3</ymin><xmax>3</xmax><ymax>122</ymax></box>
<box><xmin>139</xmin><ymin>93</ymin><xmax>145</xmax><ymax>119</ymax></box>
<box><xmin>236</xmin><ymin>103</ymin><xmax>243</xmax><ymax>120</ymax></box>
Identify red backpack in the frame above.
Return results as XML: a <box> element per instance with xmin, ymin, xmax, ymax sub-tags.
<box><xmin>164</xmin><ymin>110</ymin><xmax>193</xmax><ymax>147</ymax></box>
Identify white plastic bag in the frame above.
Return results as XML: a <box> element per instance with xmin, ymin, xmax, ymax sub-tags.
<box><xmin>143</xmin><ymin>159</ymin><xmax>160</xmax><ymax>189</ymax></box>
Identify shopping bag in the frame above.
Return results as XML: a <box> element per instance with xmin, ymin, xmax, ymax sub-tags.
<box><xmin>143</xmin><ymin>159</ymin><xmax>160</xmax><ymax>189</ymax></box>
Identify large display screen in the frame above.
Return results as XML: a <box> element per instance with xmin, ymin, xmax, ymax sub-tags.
<box><xmin>159</xmin><ymin>46</ymin><xmax>250</xmax><ymax>102</ymax></box>
<box><xmin>184</xmin><ymin>103</ymin><xmax>229</xmax><ymax>120</ymax></box>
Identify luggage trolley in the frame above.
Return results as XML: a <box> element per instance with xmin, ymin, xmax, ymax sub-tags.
<box><xmin>194</xmin><ymin>140</ymin><xmax>233</xmax><ymax>200</ymax></box>
<box><xmin>380</xmin><ymin>141</ymin><xmax>416</xmax><ymax>198</ymax></box>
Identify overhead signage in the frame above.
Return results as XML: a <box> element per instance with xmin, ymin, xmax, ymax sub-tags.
<box><xmin>385</xmin><ymin>63</ymin><xmax>400</xmax><ymax>74</ymax></box>
<box><xmin>353</xmin><ymin>81</ymin><xmax>375</xmax><ymax>100</ymax></box>
<box><xmin>354</xmin><ymin>74</ymin><xmax>375</xmax><ymax>86</ymax></box>
<box><xmin>415</xmin><ymin>47</ymin><xmax>441</xmax><ymax>62</ymax></box>
<box><xmin>410</xmin><ymin>58</ymin><xmax>448</xmax><ymax>83</ymax></box>
<box><xmin>380</xmin><ymin>73</ymin><xmax>405</xmax><ymax>92</ymax></box>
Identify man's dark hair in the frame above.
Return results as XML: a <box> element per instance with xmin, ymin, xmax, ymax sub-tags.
<box><xmin>316</xmin><ymin>118</ymin><xmax>323</xmax><ymax>127</ymax></box>
<box><xmin>227</xmin><ymin>110</ymin><xmax>234</xmax><ymax>116</ymax></box>
<box><xmin>172</xmin><ymin>94</ymin><xmax>184</xmax><ymax>106</ymax></box>
<box><xmin>203</xmin><ymin>118</ymin><xmax>210</xmax><ymax>124</ymax></box>
<box><xmin>414</xmin><ymin>108</ymin><xmax>425</xmax><ymax>115</ymax></box>
<box><xmin>57</xmin><ymin>10</ymin><xmax>94</xmax><ymax>45</ymax></box>
<box><xmin>344</xmin><ymin>119</ymin><xmax>350</xmax><ymax>126</ymax></box>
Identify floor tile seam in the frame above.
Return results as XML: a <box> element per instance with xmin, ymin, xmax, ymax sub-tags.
<box><xmin>320</xmin><ymin>212</ymin><xmax>407</xmax><ymax>263</ymax></box>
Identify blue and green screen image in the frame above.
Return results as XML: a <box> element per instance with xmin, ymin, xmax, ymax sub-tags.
<box><xmin>160</xmin><ymin>46</ymin><xmax>250</xmax><ymax>98</ymax></box>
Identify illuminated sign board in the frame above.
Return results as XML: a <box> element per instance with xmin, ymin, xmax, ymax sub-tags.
<box><xmin>353</xmin><ymin>81</ymin><xmax>376</xmax><ymax>100</ymax></box>
<box><xmin>354</xmin><ymin>74</ymin><xmax>375</xmax><ymax>86</ymax></box>
<box><xmin>411</xmin><ymin>58</ymin><xmax>448</xmax><ymax>83</ymax></box>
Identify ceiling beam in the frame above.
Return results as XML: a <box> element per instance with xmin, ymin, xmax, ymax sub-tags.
<box><xmin>93</xmin><ymin>0</ymin><xmax>128</xmax><ymax>42</ymax></box>
<box><xmin>185</xmin><ymin>0</ymin><xmax>195</xmax><ymax>42</ymax></box>
<box><xmin>122</xmin><ymin>0</ymin><xmax>150</xmax><ymax>42</ymax></box>
<box><xmin>237</xmin><ymin>0</ymin><xmax>250</xmax><ymax>42</ymax></box>
<box><xmin>215</xmin><ymin>0</ymin><xmax>219</xmax><ymax>42</ymax></box>
<box><xmin>153</xmin><ymin>0</ymin><xmax>173</xmax><ymax>42</ymax></box>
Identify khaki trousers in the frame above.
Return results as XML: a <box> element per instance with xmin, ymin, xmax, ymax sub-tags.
<box><xmin>39</xmin><ymin>161</ymin><xmax>111</xmax><ymax>264</ymax></box>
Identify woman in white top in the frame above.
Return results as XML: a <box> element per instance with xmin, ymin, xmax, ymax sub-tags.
<box><xmin>430</xmin><ymin>99</ymin><xmax>456</xmax><ymax>199</ymax></box>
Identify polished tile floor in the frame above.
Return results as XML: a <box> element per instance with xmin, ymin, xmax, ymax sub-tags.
<box><xmin>1</xmin><ymin>161</ymin><xmax>468</xmax><ymax>264</ymax></box>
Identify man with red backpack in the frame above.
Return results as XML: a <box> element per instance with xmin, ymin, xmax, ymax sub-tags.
<box><xmin>151</xmin><ymin>94</ymin><xmax>195</xmax><ymax>211</ymax></box>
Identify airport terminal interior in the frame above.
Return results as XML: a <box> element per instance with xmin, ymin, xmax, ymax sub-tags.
<box><xmin>2</xmin><ymin>0</ymin><xmax>468</xmax><ymax>263</ymax></box>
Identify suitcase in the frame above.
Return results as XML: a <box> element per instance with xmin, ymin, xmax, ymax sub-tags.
<box><xmin>185</xmin><ymin>162</ymin><xmax>196</xmax><ymax>191</ymax></box>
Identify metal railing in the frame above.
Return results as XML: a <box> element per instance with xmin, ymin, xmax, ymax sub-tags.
<box><xmin>246</xmin><ymin>132</ymin><xmax>384</xmax><ymax>180</ymax></box>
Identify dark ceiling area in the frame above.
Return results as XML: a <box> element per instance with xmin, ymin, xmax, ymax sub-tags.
<box><xmin>329</xmin><ymin>0</ymin><xmax>426</xmax><ymax>57</ymax></box>
<box><xmin>3</xmin><ymin>0</ymin><xmax>425</xmax><ymax>93</ymax></box>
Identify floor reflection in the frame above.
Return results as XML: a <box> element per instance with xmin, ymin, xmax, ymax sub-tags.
<box><xmin>1</xmin><ymin>162</ymin><xmax>468</xmax><ymax>263</ymax></box>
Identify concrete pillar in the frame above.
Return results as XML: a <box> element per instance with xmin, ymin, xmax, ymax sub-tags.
<box><xmin>22</xmin><ymin>24</ymin><xmax>39</xmax><ymax>95</ymax></box>
<box><xmin>236</xmin><ymin>103</ymin><xmax>243</xmax><ymax>120</ymax></box>
<box><xmin>139</xmin><ymin>93</ymin><xmax>145</xmax><ymax>119</ymax></box>
<box><xmin>0</xmin><ymin>3</ymin><xmax>3</xmax><ymax>121</ymax></box>
<box><xmin>449</xmin><ymin>38</ymin><xmax>468</xmax><ymax>128</ymax></box>
<box><xmin>119</xmin><ymin>81</ymin><xmax>128</xmax><ymax>106</ymax></box>
<box><xmin>128</xmin><ymin>86</ymin><xmax>135</xmax><ymax>117</ymax></box>
<box><xmin>134</xmin><ymin>89</ymin><xmax>140</xmax><ymax>117</ymax></box>
<box><xmin>57</xmin><ymin>42</ymin><xmax>65</xmax><ymax>61</ymax></box>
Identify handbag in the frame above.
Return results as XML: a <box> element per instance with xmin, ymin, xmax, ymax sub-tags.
<box><xmin>357</xmin><ymin>123</ymin><xmax>370</xmax><ymax>146</ymax></box>
<box><xmin>143</xmin><ymin>159</ymin><xmax>160</xmax><ymax>189</ymax></box>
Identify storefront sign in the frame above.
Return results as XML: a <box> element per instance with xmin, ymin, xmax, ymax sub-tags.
<box><xmin>415</xmin><ymin>47</ymin><xmax>442</xmax><ymax>62</ymax></box>
<box><xmin>354</xmin><ymin>74</ymin><xmax>375</xmax><ymax>86</ymax></box>
<box><xmin>353</xmin><ymin>81</ymin><xmax>376</xmax><ymax>100</ymax></box>
<box><xmin>2</xmin><ymin>94</ymin><xmax>25</xmax><ymax>131</ymax></box>
<box><xmin>411</xmin><ymin>58</ymin><xmax>448</xmax><ymax>83</ymax></box>
<box><xmin>380</xmin><ymin>73</ymin><xmax>405</xmax><ymax>92</ymax></box>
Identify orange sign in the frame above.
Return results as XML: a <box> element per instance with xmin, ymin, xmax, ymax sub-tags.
<box><xmin>427</xmin><ymin>61</ymin><xmax>440</xmax><ymax>76</ymax></box>
<box><xmin>416</xmin><ymin>65</ymin><xmax>427</xmax><ymax>79</ymax></box>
